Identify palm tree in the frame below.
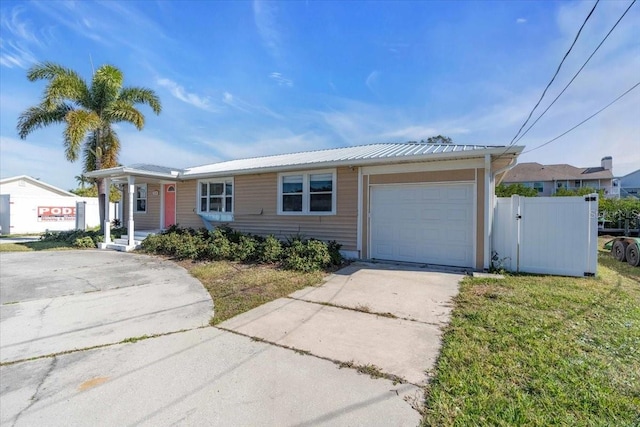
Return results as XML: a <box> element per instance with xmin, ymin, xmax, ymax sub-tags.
<box><xmin>17</xmin><ymin>62</ymin><xmax>161</xmax><ymax>231</ymax></box>
<box><xmin>75</xmin><ymin>174</ymin><xmax>92</xmax><ymax>189</ymax></box>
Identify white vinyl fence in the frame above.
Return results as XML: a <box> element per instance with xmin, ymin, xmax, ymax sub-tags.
<box><xmin>492</xmin><ymin>194</ymin><xmax>598</xmax><ymax>277</ymax></box>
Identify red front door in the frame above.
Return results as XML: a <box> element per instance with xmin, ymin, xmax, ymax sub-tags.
<box><xmin>164</xmin><ymin>184</ymin><xmax>176</xmax><ymax>228</ymax></box>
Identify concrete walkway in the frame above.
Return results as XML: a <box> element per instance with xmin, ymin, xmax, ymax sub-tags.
<box><xmin>220</xmin><ymin>262</ymin><xmax>463</xmax><ymax>385</ymax></box>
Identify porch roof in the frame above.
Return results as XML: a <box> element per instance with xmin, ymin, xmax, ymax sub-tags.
<box><xmin>84</xmin><ymin>164</ymin><xmax>182</xmax><ymax>182</ymax></box>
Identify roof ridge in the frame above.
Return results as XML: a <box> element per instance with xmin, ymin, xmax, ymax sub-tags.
<box><xmin>185</xmin><ymin>141</ymin><xmax>501</xmax><ymax>170</ymax></box>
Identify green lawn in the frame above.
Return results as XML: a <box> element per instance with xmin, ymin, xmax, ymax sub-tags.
<box><xmin>0</xmin><ymin>241</ymin><xmax>74</xmax><ymax>252</ymax></box>
<box><xmin>184</xmin><ymin>260</ymin><xmax>325</xmax><ymax>325</ymax></box>
<box><xmin>423</xmin><ymin>240</ymin><xmax>640</xmax><ymax>426</ymax></box>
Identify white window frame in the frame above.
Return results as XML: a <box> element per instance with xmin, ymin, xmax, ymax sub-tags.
<box><xmin>277</xmin><ymin>169</ymin><xmax>337</xmax><ymax>215</ymax></box>
<box><xmin>197</xmin><ymin>178</ymin><xmax>234</xmax><ymax>222</ymax></box>
<box><xmin>134</xmin><ymin>184</ymin><xmax>147</xmax><ymax>213</ymax></box>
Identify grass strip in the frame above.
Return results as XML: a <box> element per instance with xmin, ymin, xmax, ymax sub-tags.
<box><xmin>423</xmin><ymin>242</ymin><xmax>640</xmax><ymax>426</ymax></box>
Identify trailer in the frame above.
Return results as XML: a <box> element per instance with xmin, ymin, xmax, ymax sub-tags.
<box><xmin>604</xmin><ymin>237</ymin><xmax>640</xmax><ymax>267</ymax></box>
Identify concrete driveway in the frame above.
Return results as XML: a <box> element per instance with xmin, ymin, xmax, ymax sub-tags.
<box><xmin>0</xmin><ymin>250</ymin><xmax>213</xmax><ymax>363</ymax></box>
<box><xmin>0</xmin><ymin>252</ymin><xmax>424</xmax><ymax>426</ymax></box>
<box><xmin>220</xmin><ymin>262</ymin><xmax>464</xmax><ymax>385</ymax></box>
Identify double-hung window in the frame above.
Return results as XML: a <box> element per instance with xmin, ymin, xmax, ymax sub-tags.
<box><xmin>134</xmin><ymin>184</ymin><xmax>147</xmax><ymax>213</ymax></box>
<box><xmin>278</xmin><ymin>170</ymin><xmax>336</xmax><ymax>215</ymax></box>
<box><xmin>198</xmin><ymin>178</ymin><xmax>233</xmax><ymax>221</ymax></box>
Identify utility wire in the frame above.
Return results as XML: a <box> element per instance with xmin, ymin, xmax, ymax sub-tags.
<box><xmin>521</xmin><ymin>81</ymin><xmax>640</xmax><ymax>154</ymax></box>
<box><xmin>514</xmin><ymin>0</ymin><xmax>636</xmax><ymax>144</ymax></box>
<box><xmin>507</xmin><ymin>0</ymin><xmax>600</xmax><ymax>146</ymax></box>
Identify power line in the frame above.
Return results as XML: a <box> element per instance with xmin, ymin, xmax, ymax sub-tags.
<box><xmin>521</xmin><ymin>81</ymin><xmax>640</xmax><ymax>155</ymax></box>
<box><xmin>514</xmin><ymin>0</ymin><xmax>636</xmax><ymax>144</ymax></box>
<box><xmin>507</xmin><ymin>0</ymin><xmax>600</xmax><ymax>146</ymax></box>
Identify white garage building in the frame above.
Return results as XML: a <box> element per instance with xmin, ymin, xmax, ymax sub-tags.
<box><xmin>0</xmin><ymin>175</ymin><xmax>109</xmax><ymax>235</ymax></box>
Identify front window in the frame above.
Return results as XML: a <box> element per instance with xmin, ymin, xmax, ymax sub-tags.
<box><xmin>278</xmin><ymin>170</ymin><xmax>336</xmax><ymax>215</ymax></box>
<box><xmin>135</xmin><ymin>184</ymin><xmax>147</xmax><ymax>213</ymax></box>
<box><xmin>533</xmin><ymin>182</ymin><xmax>543</xmax><ymax>193</ymax></box>
<box><xmin>198</xmin><ymin>179</ymin><xmax>233</xmax><ymax>217</ymax></box>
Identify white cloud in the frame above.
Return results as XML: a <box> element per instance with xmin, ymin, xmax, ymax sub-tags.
<box><xmin>222</xmin><ymin>90</ymin><xmax>284</xmax><ymax>119</ymax></box>
<box><xmin>0</xmin><ymin>135</ymin><xmax>84</xmax><ymax>190</ymax></box>
<box><xmin>253</xmin><ymin>0</ymin><xmax>282</xmax><ymax>58</ymax></box>
<box><xmin>194</xmin><ymin>129</ymin><xmax>333</xmax><ymax>161</ymax></box>
<box><xmin>269</xmin><ymin>72</ymin><xmax>293</xmax><ymax>87</ymax></box>
<box><xmin>516</xmin><ymin>18</ymin><xmax>527</xmax><ymax>24</ymax></box>
<box><xmin>118</xmin><ymin>132</ymin><xmax>217</xmax><ymax>168</ymax></box>
<box><xmin>0</xmin><ymin>6</ymin><xmax>44</xmax><ymax>69</ymax></box>
<box><xmin>156</xmin><ymin>78</ymin><xmax>217</xmax><ymax>112</ymax></box>
<box><xmin>365</xmin><ymin>70</ymin><xmax>380</xmax><ymax>93</ymax></box>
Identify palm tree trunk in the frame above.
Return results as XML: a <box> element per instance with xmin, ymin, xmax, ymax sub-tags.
<box><xmin>96</xmin><ymin>128</ymin><xmax>106</xmax><ymax>233</ymax></box>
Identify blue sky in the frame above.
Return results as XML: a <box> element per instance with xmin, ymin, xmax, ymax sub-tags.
<box><xmin>1</xmin><ymin>0</ymin><xmax>638</xmax><ymax>191</ymax></box>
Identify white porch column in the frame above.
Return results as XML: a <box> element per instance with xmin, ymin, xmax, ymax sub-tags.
<box><xmin>484</xmin><ymin>154</ymin><xmax>491</xmax><ymax>271</ymax></box>
<box><xmin>128</xmin><ymin>176</ymin><xmax>135</xmax><ymax>247</ymax></box>
<box><xmin>104</xmin><ymin>177</ymin><xmax>111</xmax><ymax>244</ymax></box>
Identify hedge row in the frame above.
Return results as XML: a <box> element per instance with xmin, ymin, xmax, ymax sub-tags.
<box><xmin>140</xmin><ymin>226</ymin><xmax>343</xmax><ymax>272</ymax></box>
<box><xmin>40</xmin><ymin>227</ymin><xmax>127</xmax><ymax>248</ymax></box>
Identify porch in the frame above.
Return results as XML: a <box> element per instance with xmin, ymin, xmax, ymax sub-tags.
<box><xmin>103</xmin><ymin>229</ymin><xmax>160</xmax><ymax>252</ymax></box>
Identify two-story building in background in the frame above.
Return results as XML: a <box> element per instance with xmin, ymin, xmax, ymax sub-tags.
<box><xmin>502</xmin><ymin>156</ymin><xmax>619</xmax><ymax>198</ymax></box>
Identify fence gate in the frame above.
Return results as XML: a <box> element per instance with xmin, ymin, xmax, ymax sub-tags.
<box><xmin>493</xmin><ymin>194</ymin><xmax>598</xmax><ymax>277</ymax></box>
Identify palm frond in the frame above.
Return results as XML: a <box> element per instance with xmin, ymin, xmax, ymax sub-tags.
<box><xmin>100</xmin><ymin>128</ymin><xmax>120</xmax><ymax>169</ymax></box>
<box><xmin>43</xmin><ymin>73</ymin><xmax>90</xmax><ymax>110</ymax></box>
<box><xmin>104</xmin><ymin>101</ymin><xmax>144</xmax><ymax>129</ymax></box>
<box><xmin>26</xmin><ymin>62</ymin><xmax>82</xmax><ymax>82</ymax></box>
<box><xmin>17</xmin><ymin>104</ymin><xmax>71</xmax><ymax>139</ymax></box>
<box><xmin>91</xmin><ymin>65</ymin><xmax>124</xmax><ymax>113</ymax></box>
<box><xmin>82</xmin><ymin>133</ymin><xmax>98</xmax><ymax>173</ymax></box>
<box><xmin>63</xmin><ymin>110</ymin><xmax>101</xmax><ymax>162</ymax></box>
<box><xmin>119</xmin><ymin>87</ymin><xmax>162</xmax><ymax>115</ymax></box>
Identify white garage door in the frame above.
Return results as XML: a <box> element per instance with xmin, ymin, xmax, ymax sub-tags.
<box><xmin>370</xmin><ymin>183</ymin><xmax>475</xmax><ymax>267</ymax></box>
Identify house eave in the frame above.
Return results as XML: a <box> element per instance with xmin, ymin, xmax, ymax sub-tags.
<box><xmin>183</xmin><ymin>146</ymin><xmax>523</xmax><ymax>179</ymax></box>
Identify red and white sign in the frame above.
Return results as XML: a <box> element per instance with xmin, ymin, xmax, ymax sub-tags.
<box><xmin>37</xmin><ymin>206</ymin><xmax>76</xmax><ymax>222</ymax></box>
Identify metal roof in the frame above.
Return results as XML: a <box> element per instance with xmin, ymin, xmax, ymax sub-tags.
<box><xmin>184</xmin><ymin>143</ymin><xmax>522</xmax><ymax>177</ymax></box>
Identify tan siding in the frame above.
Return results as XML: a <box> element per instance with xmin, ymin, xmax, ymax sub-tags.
<box><xmin>476</xmin><ymin>168</ymin><xmax>485</xmax><ymax>270</ymax></box>
<box><xmin>133</xmin><ymin>183</ymin><xmax>161</xmax><ymax>229</ymax></box>
<box><xmin>369</xmin><ymin>169</ymin><xmax>475</xmax><ymax>185</ymax></box>
<box><xmin>231</xmin><ymin>167</ymin><xmax>358</xmax><ymax>250</ymax></box>
<box><xmin>122</xmin><ymin>183</ymin><xmax>161</xmax><ymax>230</ymax></box>
<box><xmin>176</xmin><ymin>180</ymin><xmax>201</xmax><ymax>229</ymax></box>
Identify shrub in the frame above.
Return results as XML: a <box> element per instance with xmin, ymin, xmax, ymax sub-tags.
<box><xmin>202</xmin><ymin>228</ymin><xmax>232</xmax><ymax>260</ymax></box>
<box><xmin>259</xmin><ymin>235</ymin><xmax>283</xmax><ymax>263</ymax></box>
<box><xmin>327</xmin><ymin>240</ymin><xmax>343</xmax><ymax>265</ymax></box>
<box><xmin>232</xmin><ymin>235</ymin><xmax>259</xmax><ymax>261</ymax></box>
<box><xmin>140</xmin><ymin>226</ymin><xmax>343</xmax><ymax>271</ymax></box>
<box><xmin>73</xmin><ymin>236</ymin><xmax>96</xmax><ymax>248</ymax></box>
<box><xmin>282</xmin><ymin>239</ymin><xmax>332</xmax><ymax>272</ymax></box>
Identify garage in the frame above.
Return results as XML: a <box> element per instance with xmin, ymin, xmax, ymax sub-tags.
<box><xmin>369</xmin><ymin>182</ymin><xmax>475</xmax><ymax>267</ymax></box>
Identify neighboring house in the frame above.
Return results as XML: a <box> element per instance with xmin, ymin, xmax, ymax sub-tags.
<box><xmin>501</xmin><ymin>156</ymin><xmax>618</xmax><ymax>198</ymax></box>
<box><xmin>86</xmin><ymin>142</ymin><xmax>523</xmax><ymax>270</ymax></box>
<box><xmin>0</xmin><ymin>175</ymin><xmax>111</xmax><ymax>234</ymax></box>
<box><xmin>619</xmin><ymin>169</ymin><xmax>640</xmax><ymax>198</ymax></box>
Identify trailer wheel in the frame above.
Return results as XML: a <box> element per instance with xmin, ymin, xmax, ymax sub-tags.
<box><xmin>626</xmin><ymin>243</ymin><xmax>640</xmax><ymax>267</ymax></box>
<box><xmin>612</xmin><ymin>241</ymin><xmax>628</xmax><ymax>262</ymax></box>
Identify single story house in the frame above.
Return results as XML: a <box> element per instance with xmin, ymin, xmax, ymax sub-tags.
<box><xmin>0</xmin><ymin>175</ymin><xmax>111</xmax><ymax>234</ymax></box>
<box><xmin>501</xmin><ymin>156</ymin><xmax>618</xmax><ymax>197</ymax></box>
<box><xmin>85</xmin><ymin>142</ymin><xmax>523</xmax><ymax>270</ymax></box>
